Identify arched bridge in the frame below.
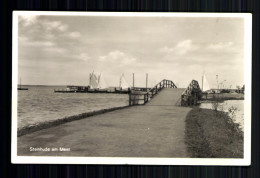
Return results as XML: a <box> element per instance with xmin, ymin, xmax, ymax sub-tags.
<box><xmin>129</xmin><ymin>79</ymin><xmax>202</xmax><ymax>106</ymax></box>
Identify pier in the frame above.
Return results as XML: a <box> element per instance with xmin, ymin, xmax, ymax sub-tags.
<box><xmin>18</xmin><ymin>79</ymin><xmax>201</xmax><ymax>157</ymax></box>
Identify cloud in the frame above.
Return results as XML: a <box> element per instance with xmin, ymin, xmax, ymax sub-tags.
<box><xmin>68</xmin><ymin>32</ymin><xmax>81</xmax><ymax>38</ymax></box>
<box><xmin>18</xmin><ymin>16</ymin><xmax>86</xmax><ymax>64</ymax></box>
<box><xmin>19</xmin><ymin>15</ymin><xmax>38</xmax><ymax>26</ymax></box>
<box><xmin>99</xmin><ymin>50</ymin><xmax>136</xmax><ymax>66</ymax></box>
<box><xmin>19</xmin><ymin>36</ymin><xmax>55</xmax><ymax>47</ymax></box>
<box><xmin>160</xmin><ymin>46</ymin><xmax>174</xmax><ymax>53</ymax></box>
<box><xmin>75</xmin><ymin>53</ymin><xmax>89</xmax><ymax>61</ymax></box>
<box><xmin>160</xmin><ymin>40</ymin><xmax>199</xmax><ymax>56</ymax></box>
<box><xmin>41</xmin><ymin>20</ymin><xmax>68</xmax><ymax>32</ymax></box>
<box><xmin>207</xmin><ymin>42</ymin><xmax>234</xmax><ymax>50</ymax></box>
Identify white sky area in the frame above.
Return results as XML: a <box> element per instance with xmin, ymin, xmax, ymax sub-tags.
<box><xmin>18</xmin><ymin>15</ymin><xmax>245</xmax><ymax>88</ymax></box>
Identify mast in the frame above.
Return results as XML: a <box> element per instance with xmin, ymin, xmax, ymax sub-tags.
<box><xmin>133</xmin><ymin>73</ymin><xmax>135</xmax><ymax>88</ymax></box>
<box><xmin>146</xmin><ymin>73</ymin><xmax>148</xmax><ymax>89</ymax></box>
<box><xmin>202</xmin><ymin>75</ymin><xmax>203</xmax><ymax>91</ymax></box>
<box><xmin>89</xmin><ymin>73</ymin><xmax>91</xmax><ymax>86</ymax></box>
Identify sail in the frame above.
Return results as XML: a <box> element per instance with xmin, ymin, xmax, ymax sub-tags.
<box><xmin>98</xmin><ymin>72</ymin><xmax>108</xmax><ymax>89</ymax></box>
<box><xmin>202</xmin><ymin>73</ymin><xmax>210</xmax><ymax>91</ymax></box>
<box><xmin>89</xmin><ymin>72</ymin><xmax>99</xmax><ymax>89</ymax></box>
<box><xmin>119</xmin><ymin>74</ymin><xmax>131</xmax><ymax>89</ymax></box>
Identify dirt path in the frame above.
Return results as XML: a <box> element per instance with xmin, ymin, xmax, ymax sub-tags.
<box><xmin>18</xmin><ymin>88</ymin><xmax>192</xmax><ymax>157</ymax></box>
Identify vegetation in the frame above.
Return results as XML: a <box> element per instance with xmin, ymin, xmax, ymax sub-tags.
<box><xmin>185</xmin><ymin>107</ymin><xmax>243</xmax><ymax>158</ymax></box>
<box><xmin>201</xmin><ymin>93</ymin><xmax>244</xmax><ymax>102</ymax></box>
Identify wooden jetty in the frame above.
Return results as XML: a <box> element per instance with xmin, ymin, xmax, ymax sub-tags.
<box><xmin>18</xmin><ymin>79</ymin><xmax>202</xmax><ymax>157</ymax></box>
<box><xmin>54</xmin><ymin>85</ymin><xmax>152</xmax><ymax>94</ymax></box>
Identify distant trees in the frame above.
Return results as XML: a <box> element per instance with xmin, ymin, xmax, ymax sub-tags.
<box><xmin>236</xmin><ymin>85</ymin><xmax>245</xmax><ymax>94</ymax></box>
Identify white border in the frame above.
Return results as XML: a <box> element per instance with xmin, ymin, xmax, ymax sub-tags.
<box><xmin>12</xmin><ymin>11</ymin><xmax>252</xmax><ymax>165</ymax></box>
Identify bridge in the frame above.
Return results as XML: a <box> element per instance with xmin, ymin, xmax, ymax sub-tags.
<box><xmin>129</xmin><ymin>79</ymin><xmax>202</xmax><ymax>106</ymax></box>
<box><xmin>18</xmin><ymin>79</ymin><xmax>202</xmax><ymax>157</ymax></box>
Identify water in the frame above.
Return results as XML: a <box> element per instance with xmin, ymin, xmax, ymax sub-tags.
<box><xmin>18</xmin><ymin>85</ymin><xmax>128</xmax><ymax>128</ymax></box>
<box><xmin>199</xmin><ymin>100</ymin><xmax>244</xmax><ymax>131</ymax></box>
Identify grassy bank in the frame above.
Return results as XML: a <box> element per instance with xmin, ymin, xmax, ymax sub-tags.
<box><xmin>185</xmin><ymin>107</ymin><xmax>243</xmax><ymax>158</ymax></box>
<box><xmin>18</xmin><ymin>105</ymin><xmax>129</xmax><ymax>137</ymax></box>
<box><xmin>201</xmin><ymin>93</ymin><xmax>244</xmax><ymax>102</ymax></box>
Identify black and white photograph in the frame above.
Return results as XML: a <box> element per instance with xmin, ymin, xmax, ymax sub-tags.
<box><xmin>12</xmin><ymin>12</ymin><xmax>252</xmax><ymax>165</ymax></box>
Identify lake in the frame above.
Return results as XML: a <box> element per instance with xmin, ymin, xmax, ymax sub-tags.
<box><xmin>17</xmin><ymin>85</ymin><xmax>128</xmax><ymax>128</ymax></box>
<box><xmin>199</xmin><ymin>100</ymin><xmax>244</xmax><ymax>131</ymax></box>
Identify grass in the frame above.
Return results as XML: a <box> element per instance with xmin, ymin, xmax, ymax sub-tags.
<box><xmin>201</xmin><ymin>93</ymin><xmax>244</xmax><ymax>101</ymax></box>
<box><xmin>185</xmin><ymin>107</ymin><xmax>243</xmax><ymax>158</ymax></box>
<box><xmin>17</xmin><ymin>105</ymin><xmax>130</xmax><ymax>137</ymax></box>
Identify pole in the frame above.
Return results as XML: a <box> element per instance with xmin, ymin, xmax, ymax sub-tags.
<box><xmin>133</xmin><ymin>73</ymin><xmax>135</xmax><ymax>88</ymax></box>
<box><xmin>202</xmin><ymin>75</ymin><xmax>203</xmax><ymax>91</ymax></box>
<box><xmin>89</xmin><ymin>73</ymin><xmax>91</xmax><ymax>86</ymax></box>
<box><xmin>146</xmin><ymin>73</ymin><xmax>148</xmax><ymax>90</ymax></box>
<box><xmin>216</xmin><ymin>75</ymin><xmax>219</xmax><ymax>89</ymax></box>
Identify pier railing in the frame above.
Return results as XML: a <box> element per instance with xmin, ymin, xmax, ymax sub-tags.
<box><xmin>150</xmin><ymin>79</ymin><xmax>177</xmax><ymax>98</ymax></box>
<box><xmin>129</xmin><ymin>79</ymin><xmax>177</xmax><ymax>106</ymax></box>
<box><xmin>181</xmin><ymin>80</ymin><xmax>202</xmax><ymax>106</ymax></box>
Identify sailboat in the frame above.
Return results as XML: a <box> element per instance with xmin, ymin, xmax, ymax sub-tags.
<box><xmin>18</xmin><ymin>78</ymin><xmax>28</xmax><ymax>90</ymax></box>
<box><xmin>202</xmin><ymin>73</ymin><xmax>210</xmax><ymax>92</ymax></box>
<box><xmin>119</xmin><ymin>74</ymin><xmax>131</xmax><ymax>90</ymax></box>
<box><xmin>89</xmin><ymin>71</ymin><xmax>99</xmax><ymax>89</ymax></box>
<box><xmin>116</xmin><ymin>74</ymin><xmax>131</xmax><ymax>94</ymax></box>
<box><xmin>97</xmin><ymin>72</ymin><xmax>108</xmax><ymax>92</ymax></box>
<box><xmin>88</xmin><ymin>71</ymin><xmax>108</xmax><ymax>93</ymax></box>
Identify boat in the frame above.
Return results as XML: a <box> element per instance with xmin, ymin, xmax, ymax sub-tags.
<box><xmin>97</xmin><ymin>72</ymin><xmax>108</xmax><ymax>92</ymax></box>
<box><xmin>18</xmin><ymin>78</ymin><xmax>28</xmax><ymax>90</ymax></box>
<box><xmin>89</xmin><ymin>71</ymin><xmax>99</xmax><ymax>89</ymax></box>
<box><xmin>54</xmin><ymin>72</ymin><xmax>130</xmax><ymax>94</ymax></box>
<box><xmin>202</xmin><ymin>72</ymin><xmax>210</xmax><ymax>92</ymax></box>
<box><xmin>116</xmin><ymin>74</ymin><xmax>131</xmax><ymax>93</ymax></box>
<box><xmin>88</xmin><ymin>71</ymin><xmax>110</xmax><ymax>93</ymax></box>
<box><xmin>54</xmin><ymin>85</ymin><xmax>88</xmax><ymax>93</ymax></box>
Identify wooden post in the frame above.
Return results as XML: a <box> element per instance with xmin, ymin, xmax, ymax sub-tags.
<box><xmin>129</xmin><ymin>94</ymin><xmax>131</xmax><ymax>106</ymax></box>
<box><xmin>156</xmin><ymin>86</ymin><xmax>158</xmax><ymax>94</ymax></box>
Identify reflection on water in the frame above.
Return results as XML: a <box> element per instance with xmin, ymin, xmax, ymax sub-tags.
<box><xmin>199</xmin><ymin>100</ymin><xmax>244</xmax><ymax>131</ymax></box>
<box><xmin>18</xmin><ymin>85</ymin><xmax>128</xmax><ymax>128</ymax></box>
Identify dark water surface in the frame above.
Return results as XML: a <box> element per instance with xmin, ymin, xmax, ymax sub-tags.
<box><xmin>18</xmin><ymin>85</ymin><xmax>128</xmax><ymax>128</ymax></box>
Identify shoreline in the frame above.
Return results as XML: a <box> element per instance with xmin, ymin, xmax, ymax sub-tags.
<box><xmin>199</xmin><ymin>98</ymin><xmax>244</xmax><ymax>103</ymax></box>
<box><xmin>200</xmin><ymin>93</ymin><xmax>244</xmax><ymax>103</ymax></box>
<box><xmin>17</xmin><ymin>105</ymin><xmax>130</xmax><ymax>137</ymax></box>
<box><xmin>185</xmin><ymin>107</ymin><xmax>243</xmax><ymax>158</ymax></box>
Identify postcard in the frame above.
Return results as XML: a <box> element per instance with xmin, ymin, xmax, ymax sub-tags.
<box><xmin>12</xmin><ymin>11</ymin><xmax>252</xmax><ymax>165</ymax></box>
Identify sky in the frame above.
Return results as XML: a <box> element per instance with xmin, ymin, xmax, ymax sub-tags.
<box><xmin>17</xmin><ymin>14</ymin><xmax>245</xmax><ymax>88</ymax></box>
